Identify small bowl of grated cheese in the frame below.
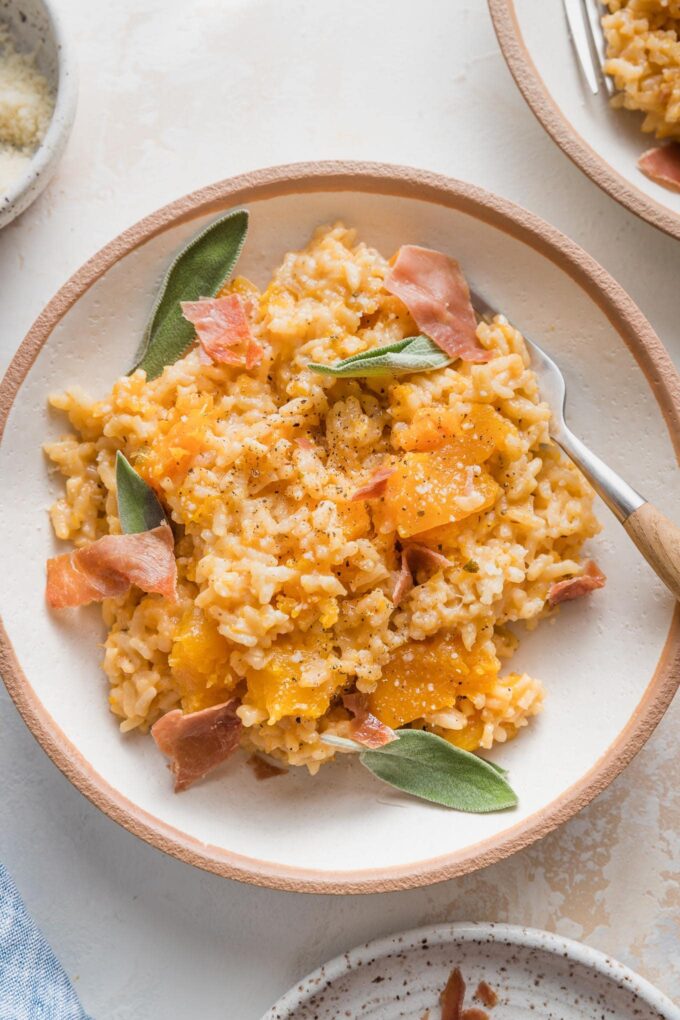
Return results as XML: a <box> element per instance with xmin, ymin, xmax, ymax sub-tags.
<box><xmin>0</xmin><ymin>0</ymin><xmax>77</xmax><ymax>228</ymax></box>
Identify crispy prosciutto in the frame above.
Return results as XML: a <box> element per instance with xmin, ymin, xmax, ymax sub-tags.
<box><xmin>247</xmin><ymin>754</ymin><xmax>287</xmax><ymax>780</ymax></box>
<box><xmin>46</xmin><ymin>524</ymin><xmax>177</xmax><ymax>609</ymax></box>
<box><xmin>245</xmin><ymin>336</ymin><xmax>265</xmax><ymax>370</ymax></box>
<box><xmin>474</xmin><ymin>982</ymin><xmax>498</xmax><ymax>1009</ymax></box>
<box><xmin>385</xmin><ymin>245</ymin><xmax>490</xmax><ymax>363</ymax></box>
<box><xmin>351</xmin><ymin>465</ymin><xmax>395</xmax><ymax>501</ymax></box>
<box><xmin>440</xmin><ymin>966</ymin><xmax>466</xmax><ymax>1020</ymax></box>
<box><xmin>548</xmin><ymin>560</ymin><xmax>606</xmax><ymax>607</ymax></box>
<box><xmin>391</xmin><ymin>553</ymin><xmax>413</xmax><ymax>607</ymax></box>
<box><xmin>151</xmin><ymin>700</ymin><xmax>243</xmax><ymax>792</ymax></box>
<box><xmin>638</xmin><ymin>144</ymin><xmax>680</xmax><ymax>193</ymax></box>
<box><xmin>391</xmin><ymin>543</ymin><xmax>451</xmax><ymax>606</ymax></box>
<box><xmin>439</xmin><ymin>966</ymin><xmax>492</xmax><ymax>1020</ymax></box>
<box><xmin>181</xmin><ymin>294</ymin><xmax>263</xmax><ymax>369</ymax></box>
<box><xmin>342</xmin><ymin>693</ymin><xmax>397</xmax><ymax>748</ymax></box>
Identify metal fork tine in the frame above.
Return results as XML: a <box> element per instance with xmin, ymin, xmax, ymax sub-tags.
<box><xmin>468</xmin><ymin>288</ymin><xmax>657</xmax><ymax>559</ymax></box>
<box><xmin>563</xmin><ymin>0</ymin><xmax>600</xmax><ymax>94</ymax></box>
<box><xmin>469</xmin><ymin>287</ymin><xmax>496</xmax><ymax>323</ymax></box>
<box><xmin>470</xmin><ymin>287</ymin><xmax>551</xmax><ymax>362</ymax></box>
<box><xmin>584</xmin><ymin>0</ymin><xmax>616</xmax><ymax>97</ymax></box>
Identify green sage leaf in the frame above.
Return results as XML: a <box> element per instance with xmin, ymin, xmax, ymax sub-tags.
<box><xmin>132</xmin><ymin>209</ymin><xmax>249</xmax><ymax>380</ymax></box>
<box><xmin>308</xmin><ymin>335</ymin><xmax>452</xmax><ymax>379</ymax></box>
<box><xmin>359</xmin><ymin>729</ymin><xmax>518</xmax><ymax>812</ymax></box>
<box><xmin>116</xmin><ymin>452</ymin><xmax>167</xmax><ymax>534</ymax></box>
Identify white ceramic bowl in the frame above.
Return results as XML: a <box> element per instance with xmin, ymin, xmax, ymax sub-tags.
<box><xmin>489</xmin><ymin>0</ymin><xmax>680</xmax><ymax>241</ymax></box>
<box><xmin>0</xmin><ymin>0</ymin><xmax>77</xmax><ymax>228</ymax></box>
<box><xmin>1</xmin><ymin>163</ymin><xmax>679</xmax><ymax>893</ymax></box>
<box><xmin>264</xmin><ymin>922</ymin><xmax>680</xmax><ymax>1019</ymax></box>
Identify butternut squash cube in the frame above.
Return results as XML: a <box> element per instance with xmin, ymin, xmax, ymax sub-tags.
<box><xmin>381</xmin><ymin>448</ymin><xmax>500</xmax><ymax>537</ymax></box>
<box><xmin>245</xmin><ymin>636</ymin><xmax>338</xmax><ymax>724</ymax></box>
<box><xmin>396</xmin><ymin>402</ymin><xmax>516</xmax><ymax>457</ymax></box>
<box><xmin>169</xmin><ymin>607</ymin><xmax>237</xmax><ymax>713</ymax></box>
<box><xmin>137</xmin><ymin>398</ymin><xmax>216</xmax><ymax>488</ymax></box>
<box><xmin>368</xmin><ymin>633</ymin><xmax>500</xmax><ymax>729</ymax></box>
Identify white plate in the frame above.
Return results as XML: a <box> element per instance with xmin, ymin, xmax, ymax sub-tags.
<box><xmin>263</xmin><ymin>922</ymin><xmax>680</xmax><ymax>1019</ymax></box>
<box><xmin>489</xmin><ymin>0</ymin><xmax>680</xmax><ymax>241</ymax></box>
<box><xmin>1</xmin><ymin>163</ymin><xmax>679</xmax><ymax>892</ymax></box>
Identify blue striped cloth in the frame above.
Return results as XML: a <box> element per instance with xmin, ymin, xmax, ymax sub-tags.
<box><xmin>0</xmin><ymin>865</ymin><xmax>91</xmax><ymax>1020</ymax></box>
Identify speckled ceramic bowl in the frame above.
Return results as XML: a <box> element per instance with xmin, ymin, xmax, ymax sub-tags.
<box><xmin>0</xmin><ymin>0</ymin><xmax>77</xmax><ymax>228</ymax></box>
<box><xmin>263</xmin><ymin>922</ymin><xmax>680</xmax><ymax>1019</ymax></box>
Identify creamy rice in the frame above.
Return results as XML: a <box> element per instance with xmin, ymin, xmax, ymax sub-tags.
<box><xmin>603</xmin><ymin>0</ymin><xmax>680</xmax><ymax>139</ymax></box>
<box><xmin>45</xmin><ymin>225</ymin><xmax>600</xmax><ymax>772</ymax></box>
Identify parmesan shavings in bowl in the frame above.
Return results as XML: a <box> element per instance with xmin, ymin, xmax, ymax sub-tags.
<box><xmin>0</xmin><ymin>23</ymin><xmax>54</xmax><ymax>196</ymax></box>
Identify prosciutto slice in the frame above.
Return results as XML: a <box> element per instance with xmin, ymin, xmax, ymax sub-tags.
<box><xmin>151</xmin><ymin>700</ymin><xmax>242</xmax><ymax>792</ymax></box>
<box><xmin>342</xmin><ymin>693</ymin><xmax>397</xmax><ymax>749</ymax></box>
<box><xmin>46</xmin><ymin>524</ymin><xmax>177</xmax><ymax>609</ymax></box>
<box><xmin>474</xmin><ymin>983</ymin><xmax>498</xmax><ymax>1009</ymax></box>
<box><xmin>385</xmin><ymin>245</ymin><xmax>489</xmax><ymax>362</ymax></box>
<box><xmin>638</xmin><ymin>144</ymin><xmax>680</xmax><ymax>193</ymax></box>
<box><xmin>181</xmin><ymin>294</ymin><xmax>263</xmax><ymax>368</ymax></box>
<box><xmin>548</xmin><ymin>560</ymin><xmax>606</xmax><ymax>607</ymax></box>
<box><xmin>245</xmin><ymin>338</ymin><xmax>265</xmax><ymax>369</ymax></box>
<box><xmin>351</xmin><ymin>465</ymin><xmax>395</xmax><ymax>501</ymax></box>
<box><xmin>440</xmin><ymin>966</ymin><xmax>466</xmax><ymax>1020</ymax></box>
<box><xmin>391</xmin><ymin>543</ymin><xmax>451</xmax><ymax>606</ymax></box>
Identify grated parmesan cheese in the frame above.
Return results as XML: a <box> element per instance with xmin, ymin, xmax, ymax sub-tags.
<box><xmin>0</xmin><ymin>24</ymin><xmax>54</xmax><ymax>195</ymax></box>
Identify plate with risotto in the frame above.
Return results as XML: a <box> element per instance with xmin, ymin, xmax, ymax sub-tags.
<box><xmin>0</xmin><ymin>163</ymin><xmax>679</xmax><ymax>891</ymax></box>
<box><xmin>489</xmin><ymin>0</ymin><xmax>680</xmax><ymax>241</ymax></box>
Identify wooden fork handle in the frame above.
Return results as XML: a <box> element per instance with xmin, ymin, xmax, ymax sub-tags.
<box><xmin>557</xmin><ymin>429</ymin><xmax>680</xmax><ymax>600</ymax></box>
<box><xmin>624</xmin><ymin>502</ymin><xmax>680</xmax><ymax>601</ymax></box>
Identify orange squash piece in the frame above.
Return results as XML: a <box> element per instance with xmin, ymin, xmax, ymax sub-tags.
<box><xmin>458</xmin><ymin>403</ymin><xmax>518</xmax><ymax>456</ymax></box>
<box><xmin>169</xmin><ymin>607</ymin><xmax>237</xmax><ymax>713</ymax></box>
<box><xmin>396</xmin><ymin>403</ymin><xmax>516</xmax><ymax>456</ymax></box>
<box><xmin>367</xmin><ymin>634</ymin><xmax>500</xmax><ymax>729</ymax></box>
<box><xmin>381</xmin><ymin>448</ymin><xmax>499</xmax><ymax>537</ymax></box>
<box><xmin>377</xmin><ymin>403</ymin><xmax>509</xmax><ymax>537</ymax></box>
<box><xmin>441</xmin><ymin>718</ymin><xmax>485</xmax><ymax>752</ymax></box>
<box><xmin>333</xmin><ymin>498</ymin><xmax>370</xmax><ymax>540</ymax></box>
<box><xmin>244</xmin><ymin>636</ymin><xmax>338</xmax><ymax>724</ymax></box>
<box><xmin>137</xmin><ymin>398</ymin><xmax>216</xmax><ymax>488</ymax></box>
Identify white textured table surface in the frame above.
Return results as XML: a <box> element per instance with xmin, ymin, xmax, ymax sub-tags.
<box><xmin>1</xmin><ymin>2</ymin><xmax>679</xmax><ymax>1017</ymax></box>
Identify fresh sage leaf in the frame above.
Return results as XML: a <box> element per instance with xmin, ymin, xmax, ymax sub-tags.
<box><xmin>116</xmin><ymin>451</ymin><xmax>167</xmax><ymax>534</ymax></box>
<box><xmin>359</xmin><ymin>729</ymin><xmax>518</xmax><ymax>812</ymax></box>
<box><xmin>131</xmin><ymin>209</ymin><xmax>249</xmax><ymax>380</ymax></box>
<box><xmin>321</xmin><ymin>726</ymin><xmax>517</xmax><ymax>812</ymax></box>
<box><xmin>308</xmin><ymin>335</ymin><xmax>452</xmax><ymax>379</ymax></box>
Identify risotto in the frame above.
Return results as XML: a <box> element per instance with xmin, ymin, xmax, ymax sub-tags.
<box><xmin>44</xmin><ymin>223</ymin><xmax>601</xmax><ymax>781</ymax></box>
<box><xmin>603</xmin><ymin>0</ymin><xmax>680</xmax><ymax>139</ymax></box>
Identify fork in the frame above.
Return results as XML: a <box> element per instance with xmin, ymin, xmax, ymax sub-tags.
<box><xmin>563</xmin><ymin>0</ymin><xmax>615</xmax><ymax>97</ymax></box>
<box><xmin>470</xmin><ymin>289</ymin><xmax>680</xmax><ymax>600</ymax></box>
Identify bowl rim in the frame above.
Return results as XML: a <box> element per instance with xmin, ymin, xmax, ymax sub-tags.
<box><xmin>1</xmin><ymin>160</ymin><xmax>680</xmax><ymax>894</ymax></box>
<box><xmin>1</xmin><ymin>0</ymin><xmax>78</xmax><ymax>215</ymax></box>
<box><xmin>263</xmin><ymin>921</ymin><xmax>680</xmax><ymax>1018</ymax></box>
<box><xmin>487</xmin><ymin>0</ymin><xmax>680</xmax><ymax>243</ymax></box>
